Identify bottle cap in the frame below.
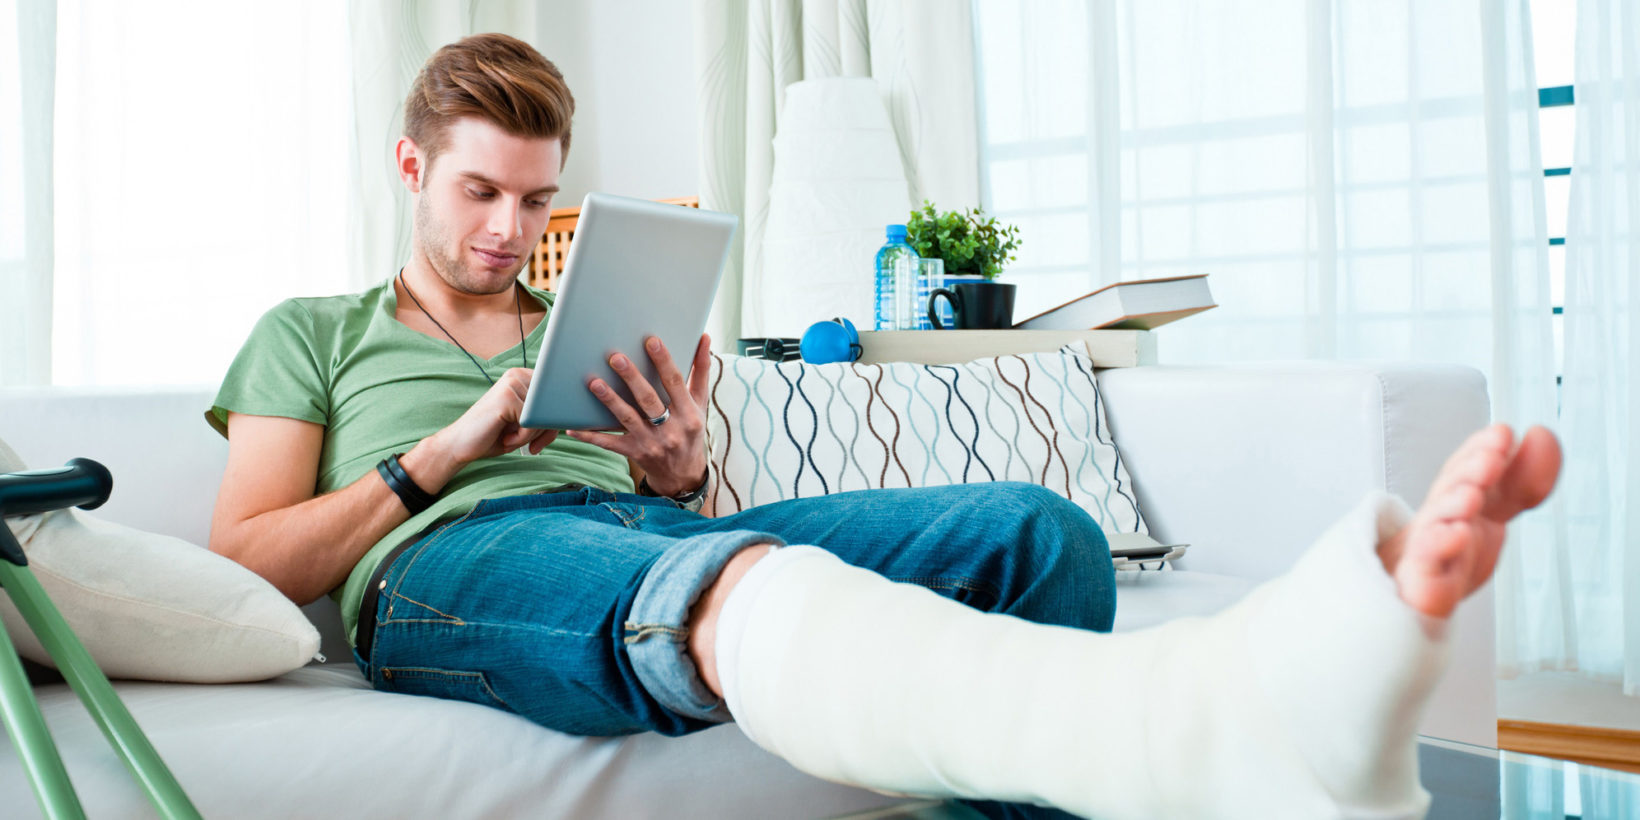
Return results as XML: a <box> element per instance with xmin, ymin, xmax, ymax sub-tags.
<box><xmin>886</xmin><ymin>224</ymin><xmax>907</xmax><ymax>239</ymax></box>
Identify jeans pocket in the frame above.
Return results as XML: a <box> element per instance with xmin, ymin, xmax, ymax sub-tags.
<box><xmin>378</xmin><ymin>666</ymin><xmax>515</xmax><ymax>714</ymax></box>
<box><xmin>600</xmin><ymin>502</ymin><xmax>649</xmax><ymax>528</ymax></box>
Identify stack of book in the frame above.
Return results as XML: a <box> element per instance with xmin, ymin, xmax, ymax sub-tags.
<box><xmin>1013</xmin><ymin>273</ymin><xmax>1216</xmax><ymax>331</ymax></box>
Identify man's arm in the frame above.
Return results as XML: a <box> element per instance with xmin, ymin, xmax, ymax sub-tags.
<box><xmin>209</xmin><ymin>368</ymin><xmax>555</xmax><ymax>605</ymax></box>
<box><xmin>208</xmin><ymin>414</ymin><xmax>457</xmax><ymax>605</ymax></box>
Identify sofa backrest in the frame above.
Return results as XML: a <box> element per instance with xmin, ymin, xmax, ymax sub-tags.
<box><xmin>0</xmin><ymin>385</ymin><xmax>350</xmax><ymax>659</ymax></box>
<box><xmin>2</xmin><ymin>386</ymin><xmax>224</xmax><ymax>545</ymax></box>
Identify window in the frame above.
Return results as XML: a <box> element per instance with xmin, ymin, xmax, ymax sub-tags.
<box><xmin>972</xmin><ymin>0</ymin><xmax>1101</xmax><ymax>323</ymax></box>
<box><xmin>974</xmin><ymin>0</ymin><xmax>1565</xmax><ymax>372</ymax></box>
<box><xmin>51</xmin><ymin>1</ymin><xmax>352</xmax><ymax>386</ymax></box>
<box><xmin>1530</xmin><ymin>0</ymin><xmax>1576</xmax><ymax>394</ymax></box>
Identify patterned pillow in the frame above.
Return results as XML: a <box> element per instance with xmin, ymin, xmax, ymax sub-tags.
<box><xmin>704</xmin><ymin>342</ymin><xmax>1147</xmax><ymax>535</ymax></box>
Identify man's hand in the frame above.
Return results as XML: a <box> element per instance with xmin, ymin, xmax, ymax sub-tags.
<box><xmin>567</xmin><ymin>334</ymin><xmax>712</xmax><ymax>497</ymax></box>
<box><xmin>427</xmin><ymin>367</ymin><xmax>559</xmax><ymax>471</ymax></box>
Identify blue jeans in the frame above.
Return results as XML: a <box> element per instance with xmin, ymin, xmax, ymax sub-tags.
<box><xmin>353</xmin><ymin>482</ymin><xmax>1113</xmax><ymax>816</ymax></box>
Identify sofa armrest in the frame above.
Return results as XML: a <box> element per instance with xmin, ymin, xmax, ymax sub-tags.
<box><xmin>1095</xmin><ymin>361</ymin><xmax>1489</xmax><ymax>580</ymax></box>
<box><xmin>1095</xmin><ymin>360</ymin><xmax>1497</xmax><ymax>746</ymax></box>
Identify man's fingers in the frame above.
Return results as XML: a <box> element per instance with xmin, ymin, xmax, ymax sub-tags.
<box><xmin>641</xmin><ymin>337</ymin><xmax>692</xmax><ymax>411</ymax></box>
<box><xmin>566</xmin><ymin>429</ymin><xmax>636</xmax><ymax>457</ymax></box>
<box><xmin>689</xmin><ymin>334</ymin><xmax>712</xmax><ymax>408</ymax></box>
<box><xmin>527</xmin><ymin>428</ymin><xmax>559</xmax><ymax>455</ymax></box>
<box><xmin>499</xmin><ymin>422</ymin><xmax>542</xmax><ymax>451</ymax></box>
<box><xmin>497</xmin><ymin>427</ymin><xmax>527</xmax><ymax>451</ymax></box>
<box><xmin>587</xmin><ymin>378</ymin><xmax>650</xmax><ymax>432</ymax></box>
<box><xmin>609</xmin><ymin>350</ymin><xmax>668</xmax><ymax>418</ymax></box>
<box><xmin>497</xmin><ymin>367</ymin><xmax>533</xmax><ymax>405</ymax></box>
<box><xmin>505</xmin><ymin>365</ymin><xmax>533</xmax><ymax>388</ymax></box>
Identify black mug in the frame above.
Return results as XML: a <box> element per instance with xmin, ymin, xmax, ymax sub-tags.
<box><xmin>927</xmin><ymin>282</ymin><xmax>1017</xmax><ymax>330</ymax></box>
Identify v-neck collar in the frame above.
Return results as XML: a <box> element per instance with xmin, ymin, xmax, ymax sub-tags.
<box><xmin>380</xmin><ymin>276</ymin><xmax>551</xmax><ymax>366</ymax></box>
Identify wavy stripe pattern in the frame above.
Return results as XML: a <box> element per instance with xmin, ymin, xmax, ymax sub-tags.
<box><xmin>706</xmin><ymin>344</ymin><xmax>1147</xmax><ymax>535</ymax></box>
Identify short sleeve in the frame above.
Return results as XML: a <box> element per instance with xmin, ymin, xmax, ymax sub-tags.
<box><xmin>205</xmin><ymin>300</ymin><xmax>330</xmax><ymax>439</ymax></box>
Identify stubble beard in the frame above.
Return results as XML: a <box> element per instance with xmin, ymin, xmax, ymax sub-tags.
<box><xmin>413</xmin><ymin>191</ymin><xmax>525</xmax><ymax>297</ymax></box>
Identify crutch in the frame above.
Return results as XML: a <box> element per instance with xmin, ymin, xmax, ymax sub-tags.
<box><xmin>0</xmin><ymin>459</ymin><xmax>202</xmax><ymax>819</ymax></box>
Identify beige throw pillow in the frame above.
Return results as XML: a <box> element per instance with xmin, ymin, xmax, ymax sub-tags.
<box><xmin>0</xmin><ymin>441</ymin><xmax>320</xmax><ymax>683</ymax></box>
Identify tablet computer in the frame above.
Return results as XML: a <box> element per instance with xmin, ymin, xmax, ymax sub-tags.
<box><xmin>520</xmin><ymin>193</ymin><xmax>738</xmax><ymax>430</ymax></box>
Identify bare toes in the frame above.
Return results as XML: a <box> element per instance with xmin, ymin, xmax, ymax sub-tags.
<box><xmin>1429</xmin><ymin>481</ymin><xmax>1485</xmax><ymax>524</ymax></box>
<box><xmin>1484</xmin><ymin>425</ymin><xmax>1563</xmax><ymax>521</ymax></box>
<box><xmin>1428</xmin><ymin>424</ymin><xmax>1513</xmax><ymax>502</ymax></box>
<box><xmin>1398</xmin><ymin>520</ymin><xmax>1474</xmax><ymax>618</ymax></box>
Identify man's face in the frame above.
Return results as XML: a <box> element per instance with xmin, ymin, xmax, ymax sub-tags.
<box><xmin>411</xmin><ymin>116</ymin><xmax>562</xmax><ymax>296</ymax></box>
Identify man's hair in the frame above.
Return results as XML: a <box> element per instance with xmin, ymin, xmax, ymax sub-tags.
<box><xmin>403</xmin><ymin>33</ymin><xmax>575</xmax><ymax>172</ymax></box>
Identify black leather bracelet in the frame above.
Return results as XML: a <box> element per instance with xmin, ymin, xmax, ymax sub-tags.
<box><xmin>377</xmin><ymin>453</ymin><xmax>436</xmax><ymax>515</ymax></box>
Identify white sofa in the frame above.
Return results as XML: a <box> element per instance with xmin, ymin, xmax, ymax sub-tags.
<box><xmin>0</xmin><ymin>360</ymin><xmax>1494</xmax><ymax>818</ymax></box>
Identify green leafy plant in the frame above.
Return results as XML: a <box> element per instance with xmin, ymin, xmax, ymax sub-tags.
<box><xmin>904</xmin><ymin>201</ymin><xmax>1022</xmax><ymax>281</ymax></box>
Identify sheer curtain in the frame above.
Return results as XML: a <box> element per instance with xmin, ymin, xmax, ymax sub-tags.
<box><xmin>692</xmin><ymin>0</ymin><xmax>981</xmax><ymax>341</ymax></box>
<box><xmin>0</xmin><ymin>0</ymin><xmax>54</xmax><ymax>386</ymax></box>
<box><xmin>346</xmin><ymin>0</ymin><xmax>538</xmax><ymax>295</ymax></box>
<box><xmin>1537</xmin><ymin>0</ymin><xmax>1640</xmax><ymax>693</ymax></box>
<box><xmin>47</xmin><ymin>1</ymin><xmax>547</xmax><ymax>387</ymax></box>
<box><xmin>978</xmin><ymin>0</ymin><xmax>1563</xmax><ymax>680</ymax></box>
<box><xmin>51</xmin><ymin>0</ymin><xmax>351</xmax><ymax>386</ymax></box>
<box><xmin>980</xmin><ymin>0</ymin><xmax>1554</xmax><ymax>373</ymax></box>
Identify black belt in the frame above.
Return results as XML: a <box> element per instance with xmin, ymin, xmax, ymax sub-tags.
<box><xmin>353</xmin><ymin>524</ymin><xmax>434</xmax><ymax>667</ymax></box>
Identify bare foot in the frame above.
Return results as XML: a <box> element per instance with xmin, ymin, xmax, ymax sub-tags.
<box><xmin>1377</xmin><ymin>423</ymin><xmax>1562</xmax><ymax>618</ymax></box>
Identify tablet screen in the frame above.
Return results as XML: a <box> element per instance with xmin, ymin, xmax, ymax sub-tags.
<box><xmin>520</xmin><ymin>193</ymin><xmax>738</xmax><ymax>431</ymax></box>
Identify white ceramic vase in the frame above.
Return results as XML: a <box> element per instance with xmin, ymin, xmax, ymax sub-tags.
<box><xmin>757</xmin><ymin>78</ymin><xmax>912</xmax><ymax>336</ymax></box>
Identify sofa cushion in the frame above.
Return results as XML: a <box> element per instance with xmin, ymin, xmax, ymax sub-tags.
<box><xmin>0</xmin><ymin>437</ymin><xmax>320</xmax><ymax>683</ymax></box>
<box><xmin>704</xmin><ymin>343</ymin><xmax>1147</xmax><ymax>535</ymax></box>
<box><xmin>0</xmin><ymin>663</ymin><xmax>904</xmax><ymax>819</ymax></box>
<box><xmin>1112</xmin><ymin>570</ymin><xmax>1256</xmax><ymax>632</ymax></box>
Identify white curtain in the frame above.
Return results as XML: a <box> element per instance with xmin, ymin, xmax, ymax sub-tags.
<box><xmin>0</xmin><ymin>0</ymin><xmax>54</xmax><ymax>386</ymax></box>
<box><xmin>978</xmin><ymin>0</ymin><xmax>1564</xmax><ymax>681</ymax></box>
<box><xmin>692</xmin><ymin>0</ymin><xmax>980</xmax><ymax>342</ymax></box>
<box><xmin>1524</xmin><ymin>0</ymin><xmax>1640</xmax><ymax>694</ymax></box>
<box><xmin>51</xmin><ymin>0</ymin><xmax>352</xmax><ymax>386</ymax></box>
<box><xmin>346</xmin><ymin>0</ymin><xmax>538</xmax><ymax>294</ymax></box>
<box><xmin>983</xmin><ymin>0</ymin><xmax>1555</xmax><ymax>373</ymax></box>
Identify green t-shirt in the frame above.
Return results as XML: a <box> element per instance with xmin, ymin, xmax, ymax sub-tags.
<box><xmin>206</xmin><ymin>277</ymin><xmax>634</xmax><ymax>649</ymax></box>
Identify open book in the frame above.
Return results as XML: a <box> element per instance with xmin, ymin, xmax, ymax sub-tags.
<box><xmin>1014</xmin><ymin>274</ymin><xmax>1216</xmax><ymax>331</ymax></box>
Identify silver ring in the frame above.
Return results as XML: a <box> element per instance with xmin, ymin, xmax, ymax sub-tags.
<box><xmin>647</xmin><ymin>408</ymin><xmax>671</xmax><ymax>426</ymax></box>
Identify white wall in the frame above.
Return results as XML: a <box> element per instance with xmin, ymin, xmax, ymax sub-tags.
<box><xmin>537</xmin><ymin>2</ymin><xmax>699</xmax><ymax>208</ymax></box>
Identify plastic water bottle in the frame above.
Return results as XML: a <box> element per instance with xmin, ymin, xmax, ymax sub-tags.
<box><xmin>914</xmin><ymin>259</ymin><xmax>938</xmax><ymax>330</ymax></box>
<box><xmin>874</xmin><ymin>224</ymin><xmax>920</xmax><ymax>330</ymax></box>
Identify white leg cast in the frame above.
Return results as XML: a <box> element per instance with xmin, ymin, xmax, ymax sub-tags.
<box><xmin>713</xmin><ymin>493</ymin><xmax>1450</xmax><ymax>819</ymax></box>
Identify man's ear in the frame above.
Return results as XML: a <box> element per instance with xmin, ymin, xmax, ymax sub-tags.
<box><xmin>394</xmin><ymin>137</ymin><xmax>424</xmax><ymax>194</ymax></box>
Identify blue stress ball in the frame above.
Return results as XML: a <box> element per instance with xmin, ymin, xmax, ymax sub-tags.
<box><xmin>800</xmin><ymin>317</ymin><xmax>863</xmax><ymax>364</ymax></box>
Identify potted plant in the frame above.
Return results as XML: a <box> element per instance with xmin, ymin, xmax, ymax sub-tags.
<box><xmin>905</xmin><ymin>201</ymin><xmax>1023</xmax><ymax>329</ymax></box>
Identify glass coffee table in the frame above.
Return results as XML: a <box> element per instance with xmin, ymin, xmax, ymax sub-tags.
<box><xmin>829</xmin><ymin>736</ymin><xmax>1640</xmax><ymax>818</ymax></box>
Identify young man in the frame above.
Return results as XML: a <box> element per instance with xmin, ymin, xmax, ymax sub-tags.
<box><xmin>208</xmin><ymin>33</ymin><xmax>1562</xmax><ymax>819</ymax></box>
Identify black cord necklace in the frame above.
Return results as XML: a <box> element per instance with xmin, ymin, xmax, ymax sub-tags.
<box><xmin>398</xmin><ymin>269</ymin><xmax>528</xmax><ymax>386</ymax></box>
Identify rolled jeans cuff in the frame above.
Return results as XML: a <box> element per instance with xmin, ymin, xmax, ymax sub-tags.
<box><xmin>625</xmin><ymin>528</ymin><xmax>787</xmax><ymax>722</ymax></box>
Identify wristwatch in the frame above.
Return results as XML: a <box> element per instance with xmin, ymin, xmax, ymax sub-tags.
<box><xmin>639</xmin><ymin>470</ymin><xmax>710</xmax><ymax>513</ymax></box>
